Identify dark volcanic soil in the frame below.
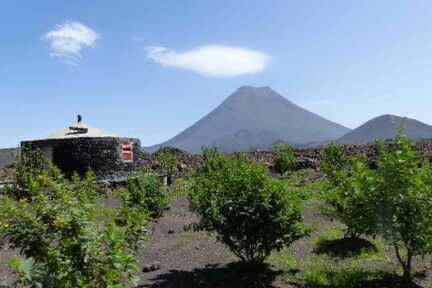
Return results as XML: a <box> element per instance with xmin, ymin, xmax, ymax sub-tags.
<box><xmin>138</xmin><ymin>196</ymin><xmax>239</xmax><ymax>287</ymax></box>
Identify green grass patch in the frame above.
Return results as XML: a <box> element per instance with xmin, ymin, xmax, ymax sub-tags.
<box><xmin>302</xmin><ymin>256</ymin><xmax>387</xmax><ymax>288</ymax></box>
<box><xmin>268</xmin><ymin>250</ymin><xmax>298</xmax><ymax>270</ymax></box>
<box><xmin>278</xmin><ymin>169</ymin><xmax>325</xmax><ymax>201</ymax></box>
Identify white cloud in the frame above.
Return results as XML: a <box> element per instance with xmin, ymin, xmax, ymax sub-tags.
<box><xmin>146</xmin><ymin>45</ymin><xmax>270</xmax><ymax>77</ymax></box>
<box><xmin>43</xmin><ymin>21</ymin><xmax>99</xmax><ymax>64</ymax></box>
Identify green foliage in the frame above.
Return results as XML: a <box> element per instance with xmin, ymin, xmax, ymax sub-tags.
<box><xmin>12</xmin><ymin>146</ymin><xmax>48</xmax><ymax>199</ymax></box>
<box><xmin>374</xmin><ymin>135</ymin><xmax>432</xmax><ymax>280</ymax></box>
<box><xmin>329</xmin><ymin>157</ymin><xmax>380</xmax><ymax>238</ymax></box>
<box><xmin>278</xmin><ymin>169</ymin><xmax>323</xmax><ymax>201</ymax></box>
<box><xmin>155</xmin><ymin>147</ymin><xmax>178</xmax><ymax>177</ymax></box>
<box><xmin>190</xmin><ymin>148</ymin><xmax>307</xmax><ymax>264</ymax></box>
<box><xmin>123</xmin><ymin>172</ymin><xmax>169</xmax><ymax>218</ymax></box>
<box><xmin>321</xmin><ymin>143</ymin><xmax>379</xmax><ymax>238</ymax></box>
<box><xmin>0</xmin><ymin>159</ymin><xmax>149</xmax><ymax>287</ymax></box>
<box><xmin>302</xmin><ymin>257</ymin><xmax>383</xmax><ymax>288</ymax></box>
<box><xmin>8</xmin><ymin>257</ymin><xmax>43</xmax><ymax>288</ymax></box>
<box><xmin>321</xmin><ymin>143</ymin><xmax>347</xmax><ymax>186</ymax></box>
<box><xmin>272</xmin><ymin>143</ymin><xmax>297</xmax><ymax>175</ymax></box>
<box><xmin>322</xmin><ymin>134</ymin><xmax>432</xmax><ymax>281</ymax></box>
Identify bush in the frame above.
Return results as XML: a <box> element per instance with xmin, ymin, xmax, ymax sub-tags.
<box><xmin>272</xmin><ymin>143</ymin><xmax>297</xmax><ymax>175</ymax></box>
<box><xmin>325</xmin><ymin>157</ymin><xmax>380</xmax><ymax>238</ymax></box>
<box><xmin>321</xmin><ymin>143</ymin><xmax>347</xmax><ymax>186</ymax></box>
<box><xmin>0</xmin><ymin>161</ymin><xmax>149</xmax><ymax>287</ymax></box>
<box><xmin>374</xmin><ymin>135</ymin><xmax>432</xmax><ymax>280</ymax></box>
<box><xmin>155</xmin><ymin>147</ymin><xmax>178</xmax><ymax>184</ymax></box>
<box><xmin>321</xmin><ymin>143</ymin><xmax>379</xmax><ymax>238</ymax></box>
<box><xmin>323</xmin><ymin>134</ymin><xmax>432</xmax><ymax>281</ymax></box>
<box><xmin>12</xmin><ymin>146</ymin><xmax>48</xmax><ymax>199</ymax></box>
<box><xmin>190</xmin><ymin>148</ymin><xmax>307</xmax><ymax>264</ymax></box>
<box><xmin>123</xmin><ymin>172</ymin><xmax>169</xmax><ymax>218</ymax></box>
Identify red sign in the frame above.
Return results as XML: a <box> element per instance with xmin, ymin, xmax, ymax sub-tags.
<box><xmin>122</xmin><ymin>143</ymin><xmax>133</xmax><ymax>162</ymax></box>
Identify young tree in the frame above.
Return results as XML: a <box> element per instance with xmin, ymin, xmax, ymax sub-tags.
<box><xmin>190</xmin><ymin>148</ymin><xmax>307</xmax><ymax>264</ymax></box>
<box><xmin>321</xmin><ymin>143</ymin><xmax>379</xmax><ymax>238</ymax></box>
<box><xmin>375</xmin><ymin>135</ymin><xmax>432</xmax><ymax>280</ymax></box>
<box><xmin>320</xmin><ymin>142</ymin><xmax>347</xmax><ymax>186</ymax></box>
<box><xmin>272</xmin><ymin>143</ymin><xmax>297</xmax><ymax>175</ymax></box>
<box><xmin>323</xmin><ymin>135</ymin><xmax>432</xmax><ymax>281</ymax></box>
<box><xmin>155</xmin><ymin>147</ymin><xmax>178</xmax><ymax>185</ymax></box>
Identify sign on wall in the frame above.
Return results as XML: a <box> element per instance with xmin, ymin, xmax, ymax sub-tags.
<box><xmin>122</xmin><ymin>143</ymin><xmax>133</xmax><ymax>162</ymax></box>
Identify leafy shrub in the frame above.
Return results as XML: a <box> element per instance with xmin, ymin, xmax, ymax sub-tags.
<box><xmin>190</xmin><ymin>148</ymin><xmax>307</xmax><ymax>264</ymax></box>
<box><xmin>0</xmin><ymin>162</ymin><xmax>149</xmax><ymax>287</ymax></box>
<box><xmin>323</xmin><ymin>134</ymin><xmax>432</xmax><ymax>281</ymax></box>
<box><xmin>12</xmin><ymin>146</ymin><xmax>48</xmax><ymax>199</ymax></box>
<box><xmin>155</xmin><ymin>147</ymin><xmax>178</xmax><ymax>184</ymax></box>
<box><xmin>123</xmin><ymin>172</ymin><xmax>169</xmax><ymax>218</ymax></box>
<box><xmin>326</xmin><ymin>157</ymin><xmax>380</xmax><ymax>238</ymax></box>
<box><xmin>320</xmin><ymin>143</ymin><xmax>347</xmax><ymax>186</ymax></box>
<box><xmin>373</xmin><ymin>135</ymin><xmax>432</xmax><ymax>280</ymax></box>
<box><xmin>272</xmin><ymin>143</ymin><xmax>297</xmax><ymax>175</ymax></box>
<box><xmin>321</xmin><ymin>143</ymin><xmax>379</xmax><ymax>238</ymax></box>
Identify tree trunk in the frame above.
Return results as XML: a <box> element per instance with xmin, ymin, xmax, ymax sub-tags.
<box><xmin>403</xmin><ymin>250</ymin><xmax>412</xmax><ymax>282</ymax></box>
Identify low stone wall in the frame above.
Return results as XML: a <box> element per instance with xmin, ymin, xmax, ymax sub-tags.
<box><xmin>144</xmin><ymin>140</ymin><xmax>432</xmax><ymax>174</ymax></box>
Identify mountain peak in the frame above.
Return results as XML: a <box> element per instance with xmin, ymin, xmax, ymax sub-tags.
<box><xmin>146</xmin><ymin>86</ymin><xmax>350</xmax><ymax>153</ymax></box>
<box><xmin>230</xmin><ymin>86</ymin><xmax>275</xmax><ymax>98</ymax></box>
<box><xmin>236</xmin><ymin>85</ymin><xmax>272</xmax><ymax>91</ymax></box>
<box><xmin>374</xmin><ymin>114</ymin><xmax>403</xmax><ymax>121</ymax></box>
<box><xmin>338</xmin><ymin>114</ymin><xmax>432</xmax><ymax>144</ymax></box>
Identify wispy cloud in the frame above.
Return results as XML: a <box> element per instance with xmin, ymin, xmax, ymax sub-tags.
<box><xmin>43</xmin><ymin>21</ymin><xmax>99</xmax><ymax>65</ymax></box>
<box><xmin>146</xmin><ymin>45</ymin><xmax>270</xmax><ymax>77</ymax></box>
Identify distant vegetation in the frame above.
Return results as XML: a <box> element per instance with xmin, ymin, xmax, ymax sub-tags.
<box><xmin>272</xmin><ymin>143</ymin><xmax>297</xmax><ymax>175</ymax></box>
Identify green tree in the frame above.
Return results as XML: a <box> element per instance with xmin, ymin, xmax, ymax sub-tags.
<box><xmin>320</xmin><ymin>143</ymin><xmax>347</xmax><ymax>186</ymax></box>
<box><xmin>123</xmin><ymin>172</ymin><xmax>169</xmax><ymax>218</ymax></box>
<box><xmin>13</xmin><ymin>146</ymin><xmax>48</xmax><ymax>198</ymax></box>
<box><xmin>272</xmin><ymin>143</ymin><xmax>297</xmax><ymax>175</ymax></box>
<box><xmin>155</xmin><ymin>147</ymin><xmax>178</xmax><ymax>185</ymax></box>
<box><xmin>374</xmin><ymin>135</ymin><xmax>432</xmax><ymax>280</ymax></box>
<box><xmin>322</xmin><ymin>135</ymin><xmax>432</xmax><ymax>281</ymax></box>
<box><xmin>190</xmin><ymin>148</ymin><xmax>307</xmax><ymax>264</ymax></box>
<box><xmin>321</xmin><ymin>143</ymin><xmax>379</xmax><ymax>238</ymax></box>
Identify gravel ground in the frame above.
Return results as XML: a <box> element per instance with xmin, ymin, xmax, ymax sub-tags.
<box><xmin>138</xmin><ymin>195</ymin><xmax>309</xmax><ymax>288</ymax></box>
<box><xmin>0</xmin><ymin>238</ymin><xmax>17</xmax><ymax>286</ymax></box>
<box><xmin>137</xmin><ymin>195</ymin><xmax>431</xmax><ymax>288</ymax></box>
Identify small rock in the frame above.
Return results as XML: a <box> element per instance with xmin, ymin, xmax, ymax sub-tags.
<box><xmin>151</xmin><ymin>262</ymin><xmax>161</xmax><ymax>271</ymax></box>
<box><xmin>142</xmin><ymin>264</ymin><xmax>152</xmax><ymax>273</ymax></box>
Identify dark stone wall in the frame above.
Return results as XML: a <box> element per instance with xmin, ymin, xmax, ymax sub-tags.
<box><xmin>21</xmin><ymin>137</ymin><xmax>143</xmax><ymax>180</ymax></box>
<box><xmin>143</xmin><ymin>140</ymin><xmax>432</xmax><ymax>174</ymax></box>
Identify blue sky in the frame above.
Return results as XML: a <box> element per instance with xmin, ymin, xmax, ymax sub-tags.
<box><xmin>1</xmin><ymin>1</ymin><xmax>432</xmax><ymax>148</ymax></box>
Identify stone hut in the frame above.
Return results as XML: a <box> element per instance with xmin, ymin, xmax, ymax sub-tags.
<box><xmin>21</xmin><ymin>116</ymin><xmax>143</xmax><ymax>180</ymax></box>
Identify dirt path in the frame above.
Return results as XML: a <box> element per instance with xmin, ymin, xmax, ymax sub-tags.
<box><xmin>138</xmin><ymin>196</ymin><xmax>286</xmax><ymax>288</ymax></box>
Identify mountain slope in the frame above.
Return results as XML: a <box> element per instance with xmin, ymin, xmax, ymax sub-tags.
<box><xmin>0</xmin><ymin>147</ymin><xmax>19</xmax><ymax>169</ymax></box>
<box><xmin>146</xmin><ymin>86</ymin><xmax>350</xmax><ymax>153</ymax></box>
<box><xmin>337</xmin><ymin>114</ymin><xmax>432</xmax><ymax>144</ymax></box>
